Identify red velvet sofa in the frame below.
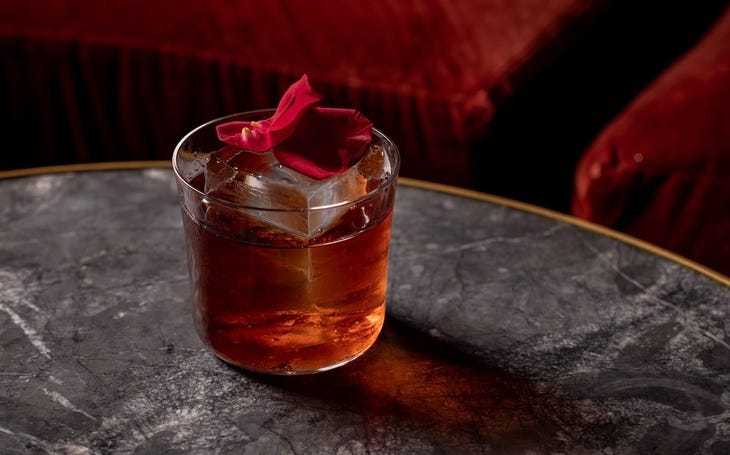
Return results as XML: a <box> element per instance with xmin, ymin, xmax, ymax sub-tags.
<box><xmin>1</xmin><ymin>1</ymin><xmax>728</xmax><ymax>275</ymax></box>
<box><xmin>573</xmin><ymin>6</ymin><xmax>730</xmax><ymax>277</ymax></box>
<box><xmin>1</xmin><ymin>0</ymin><xmax>617</xmax><ymax>186</ymax></box>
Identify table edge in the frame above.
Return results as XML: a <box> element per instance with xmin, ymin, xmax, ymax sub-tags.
<box><xmin>2</xmin><ymin>161</ymin><xmax>727</xmax><ymax>287</ymax></box>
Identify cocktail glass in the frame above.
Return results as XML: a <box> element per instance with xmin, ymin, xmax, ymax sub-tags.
<box><xmin>172</xmin><ymin>110</ymin><xmax>400</xmax><ymax>374</ymax></box>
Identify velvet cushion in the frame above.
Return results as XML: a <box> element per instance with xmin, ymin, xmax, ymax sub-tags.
<box><xmin>0</xmin><ymin>0</ymin><xmax>606</xmax><ymax>186</ymax></box>
<box><xmin>573</xmin><ymin>7</ymin><xmax>730</xmax><ymax>276</ymax></box>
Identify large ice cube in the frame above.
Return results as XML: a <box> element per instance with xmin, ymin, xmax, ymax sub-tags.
<box><xmin>204</xmin><ymin>148</ymin><xmax>375</xmax><ymax>239</ymax></box>
<box><xmin>357</xmin><ymin>144</ymin><xmax>390</xmax><ymax>183</ymax></box>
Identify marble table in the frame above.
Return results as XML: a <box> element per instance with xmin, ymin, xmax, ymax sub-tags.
<box><xmin>1</xmin><ymin>163</ymin><xmax>728</xmax><ymax>454</ymax></box>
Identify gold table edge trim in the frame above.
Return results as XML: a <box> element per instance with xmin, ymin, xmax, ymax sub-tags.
<box><xmin>1</xmin><ymin>161</ymin><xmax>727</xmax><ymax>287</ymax></box>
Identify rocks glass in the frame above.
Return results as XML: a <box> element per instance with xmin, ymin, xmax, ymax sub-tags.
<box><xmin>172</xmin><ymin>111</ymin><xmax>399</xmax><ymax>374</ymax></box>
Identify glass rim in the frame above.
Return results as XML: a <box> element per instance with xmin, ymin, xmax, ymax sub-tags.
<box><xmin>172</xmin><ymin>110</ymin><xmax>401</xmax><ymax>213</ymax></box>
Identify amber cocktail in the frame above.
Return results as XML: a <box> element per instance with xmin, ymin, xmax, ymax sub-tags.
<box><xmin>173</xmin><ymin>110</ymin><xmax>399</xmax><ymax>374</ymax></box>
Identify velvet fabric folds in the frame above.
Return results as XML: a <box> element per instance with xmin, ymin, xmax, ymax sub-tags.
<box><xmin>0</xmin><ymin>0</ymin><xmax>604</xmax><ymax>186</ymax></box>
<box><xmin>573</xmin><ymin>7</ymin><xmax>730</xmax><ymax>276</ymax></box>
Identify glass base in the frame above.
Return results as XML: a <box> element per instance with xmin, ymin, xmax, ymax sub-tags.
<box><xmin>211</xmin><ymin>340</ymin><xmax>376</xmax><ymax>376</ymax></box>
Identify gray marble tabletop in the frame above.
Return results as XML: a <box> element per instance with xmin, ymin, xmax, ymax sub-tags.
<box><xmin>0</xmin><ymin>166</ymin><xmax>728</xmax><ymax>454</ymax></box>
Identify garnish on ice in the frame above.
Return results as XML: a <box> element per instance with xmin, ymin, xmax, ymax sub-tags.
<box><xmin>216</xmin><ymin>75</ymin><xmax>373</xmax><ymax>179</ymax></box>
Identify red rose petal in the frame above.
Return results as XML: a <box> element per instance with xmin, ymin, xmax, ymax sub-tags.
<box><xmin>216</xmin><ymin>75</ymin><xmax>321</xmax><ymax>151</ymax></box>
<box><xmin>274</xmin><ymin>107</ymin><xmax>372</xmax><ymax>179</ymax></box>
<box><xmin>265</xmin><ymin>75</ymin><xmax>323</xmax><ymax>147</ymax></box>
<box><xmin>215</xmin><ymin>74</ymin><xmax>373</xmax><ymax>179</ymax></box>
